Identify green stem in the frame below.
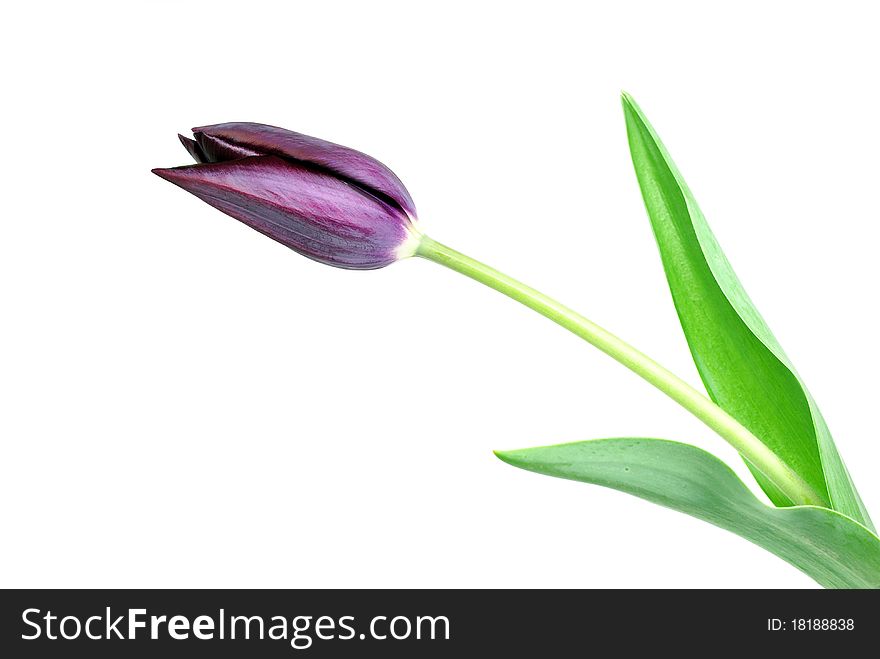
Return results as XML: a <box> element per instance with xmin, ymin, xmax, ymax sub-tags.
<box><xmin>416</xmin><ymin>235</ymin><xmax>824</xmax><ymax>507</ymax></box>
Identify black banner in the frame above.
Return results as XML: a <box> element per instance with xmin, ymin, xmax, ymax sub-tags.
<box><xmin>1</xmin><ymin>589</ymin><xmax>875</xmax><ymax>656</ymax></box>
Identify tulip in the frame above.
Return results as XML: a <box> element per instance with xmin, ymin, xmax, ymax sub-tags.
<box><xmin>153</xmin><ymin>123</ymin><xmax>421</xmax><ymax>269</ymax></box>
<box><xmin>153</xmin><ymin>97</ymin><xmax>878</xmax><ymax>588</ymax></box>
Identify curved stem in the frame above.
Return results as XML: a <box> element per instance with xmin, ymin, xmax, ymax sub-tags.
<box><xmin>416</xmin><ymin>235</ymin><xmax>824</xmax><ymax>507</ymax></box>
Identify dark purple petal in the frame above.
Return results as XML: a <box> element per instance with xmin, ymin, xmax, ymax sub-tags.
<box><xmin>152</xmin><ymin>156</ymin><xmax>414</xmax><ymax>269</ymax></box>
<box><xmin>191</xmin><ymin>123</ymin><xmax>417</xmax><ymax>218</ymax></box>
<box><xmin>178</xmin><ymin>134</ymin><xmax>207</xmax><ymax>163</ymax></box>
<box><xmin>194</xmin><ymin>132</ymin><xmax>261</xmax><ymax>162</ymax></box>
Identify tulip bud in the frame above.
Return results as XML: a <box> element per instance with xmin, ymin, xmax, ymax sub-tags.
<box><xmin>153</xmin><ymin>123</ymin><xmax>421</xmax><ymax>269</ymax></box>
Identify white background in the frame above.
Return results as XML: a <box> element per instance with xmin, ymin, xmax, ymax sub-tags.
<box><xmin>2</xmin><ymin>1</ymin><xmax>878</xmax><ymax>588</ymax></box>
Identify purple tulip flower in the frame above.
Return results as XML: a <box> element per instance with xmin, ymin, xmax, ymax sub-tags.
<box><xmin>153</xmin><ymin>123</ymin><xmax>421</xmax><ymax>269</ymax></box>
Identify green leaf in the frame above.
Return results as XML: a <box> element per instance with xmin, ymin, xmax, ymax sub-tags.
<box><xmin>496</xmin><ymin>438</ymin><xmax>880</xmax><ymax>588</ymax></box>
<box><xmin>621</xmin><ymin>93</ymin><xmax>872</xmax><ymax>529</ymax></box>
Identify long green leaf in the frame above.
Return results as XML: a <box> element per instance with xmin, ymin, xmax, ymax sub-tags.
<box><xmin>622</xmin><ymin>93</ymin><xmax>872</xmax><ymax>529</ymax></box>
<box><xmin>496</xmin><ymin>438</ymin><xmax>880</xmax><ymax>588</ymax></box>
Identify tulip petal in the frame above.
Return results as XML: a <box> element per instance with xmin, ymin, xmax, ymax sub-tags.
<box><xmin>194</xmin><ymin>132</ymin><xmax>262</xmax><ymax>162</ymax></box>
<box><xmin>192</xmin><ymin>122</ymin><xmax>417</xmax><ymax>218</ymax></box>
<box><xmin>178</xmin><ymin>134</ymin><xmax>207</xmax><ymax>163</ymax></box>
<box><xmin>152</xmin><ymin>156</ymin><xmax>411</xmax><ymax>269</ymax></box>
